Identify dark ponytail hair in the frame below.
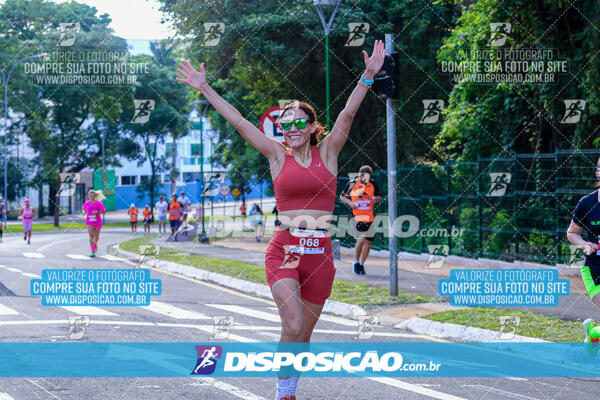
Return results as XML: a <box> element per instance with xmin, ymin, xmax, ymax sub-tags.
<box><xmin>279</xmin><ymin>101</ymin><xmax>328</xmax><ymax>145</ymax></box>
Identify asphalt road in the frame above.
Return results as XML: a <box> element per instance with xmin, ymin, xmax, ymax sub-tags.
<box><xmin>0</xmin><ymin>229</ymin><xmax>597</xmax><ymax>399</ymax></box>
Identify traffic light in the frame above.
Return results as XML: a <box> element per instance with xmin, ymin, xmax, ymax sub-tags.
<box><xmin>372</xmin><ymin>52</ymin><xmax>399</xmax><ymax>100</ymax></box>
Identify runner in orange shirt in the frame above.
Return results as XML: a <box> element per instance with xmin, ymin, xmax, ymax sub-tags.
<box><xmin>340</xmin><ymin>165</ymin><xmax>382</xmax><ymax>275</ymax></box>
<box><xmin>168</xmin><ymin>194</ymin><xmax>183</xmax><ymax>240</ymax></box>
<box><xmin>128</xmin><ymin>203</ymin><xmax>138</xmax><ymax>235</ymax></box>
<box><xmin>142</xmin><ymin>204</ymin><xmax>152</xmax><ymax>236</ymax></box>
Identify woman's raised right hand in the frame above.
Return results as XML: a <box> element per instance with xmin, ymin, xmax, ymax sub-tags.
<box><xmin>176</xmin><ymin>60</ymin><xmax>207</xmax><ymax>91</ymax></box>
<box><xmin>583</xmin><ymin>242</ymin><xmax>598</xmax><ymax>256</ymax></box>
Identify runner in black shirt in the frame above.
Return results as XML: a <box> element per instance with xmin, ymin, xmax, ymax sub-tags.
<box><xmin>568</xmin><ymin>159</ymin><xmax>600</xmax><ymax>347</ymax></box>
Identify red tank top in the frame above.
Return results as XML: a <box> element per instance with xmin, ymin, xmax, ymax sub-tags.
<box><xmin>273</xmin><ymin>146</ymin><xmax>337</xmax><ymax>212</ymax></box>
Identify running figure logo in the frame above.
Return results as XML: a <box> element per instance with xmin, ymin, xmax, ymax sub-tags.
<box><xmin>425</xmin><ymin>244</ymin><xmax>449</xmax><ymax>269</ymax></box>
<box><xmin>202</xmin><ymin>23</ymin><xmax>225</xmax><ymax>47</ymax></box>
<box><xmin>281</xmin><ymin>245</ymin><xmax>302</xmax><ymax>269</ymax></box>
<box><xmin>57</xmin><ymin>22</ymin><xmax>80</xmax><ymax>47</ymax></box>
<box><xmin>497</xmin><ymin>316</ymin><xmax>520</xmax><ymax>340</ymax></box>
<box><xmin>568</xmin><ymin>245</ymin><xmax>585</xmax><ymax>268</ymax></box>
<box><xmin>355</xmin><ymin>315</ymin><xmax>379</xmax><ymax>339</ymax></box>
<box><xmin>561</xmin><ymin>100</ymin><xmax>586</xmax><ymax>124</ymax></box>
<box><xmin>65</xmin><ymin>316</ymin><xmax>90</xmax><ymax>340</ymax></box>
<box><xmin>191</xmin><ymin>345</ymin><xmax>222</xmax><ymax>375</ymax></box>
<box><xmin>487</xmin><ymin>172</ymin><xmax>511</xmax><ymax>197</ymax></box>
<box><xmin>131</xmin><ymin>100</ymin><xmax>155</xmax><ymax>124</ymax></box>
<box><xmin>137</xmin><ymin>244</ymin><xmax>159</xmax><ymax>268</ymax></box>
<box><xmin>345</xmin><ymin>23</ymin><xmax>370</xmax><ymax>47</ymax></box>
<box><xmin>419</xmin><ymin>100</ymin><xmax>444</xmax><ymax>124</ymax></box>
<box><xmin>58</xmin><ymin>173</ymin><xmax>80</xmax><ymax>197</ymax></box>
<box><xmin>210</xmin><ymin>316</ymin><xmax>235</xmax><ymax>340</ymax></box>
<box><xmin>488</xmin><ymin>23</ymin><xmax>511</xmax><ymax>47</ymax></box>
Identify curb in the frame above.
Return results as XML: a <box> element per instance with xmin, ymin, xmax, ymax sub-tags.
<box><xmin>396</xmin><ymin>317</ymin><xmax>547</xmax><ymax>342</ymax></box>
<box><xmin>114</xmin><ymin>244</ymin><xmax>367</xmax><ymax>320</ymax></box>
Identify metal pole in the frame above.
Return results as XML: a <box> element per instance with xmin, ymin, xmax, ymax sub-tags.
<box><xmin>200</xmin><ymin>125</ymin><xmax>206</xmax><ymax>235</ymax></box>
<box><xmin>325</xmin><ymin>34</ymin><xmax>330</xmax><ymax>130</ymax></box>
<box><xmin>101</xmin><ymin>132</ymin><xmax>105</xmax><ymax>223</ymax></box>
<box><xmin>210</xmin><ymin>137</ymin><xmax>214</xmax><ymax>228</ymax></box>
<box><xmin>385</xmin><ymin>34</ymin><xmax>398</xmax><ymax>296</ymax></box>
<box><xmin>3</xmin><ymin>72</ymin><xmax>7</xmax><ymax>205</ymax></box>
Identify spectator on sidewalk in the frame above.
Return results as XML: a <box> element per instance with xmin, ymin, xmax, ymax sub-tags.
<box><xmin>155</xmin><ymin>196</ymin><xmax>168</xmax><ymax>238</ymax></box>
<box><xmin>249</xmin><ymin>203</ymin><xmax>264</xmax><ymax>242</ymax></box>
<box><xmin>128</xmin><ymin>203</ymin><xmax>138</xmax><ymax>235</ymax></box>
<box><xmin>339</xmin><ymin>165</ymin><xmax>382</xmax><ymax>275</ymax></box>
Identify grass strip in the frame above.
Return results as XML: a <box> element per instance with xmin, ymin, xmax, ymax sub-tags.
<box><xmin>119</xmin><ymin>236</ymin><xmax>433</xmax><ymax>307</ymax></box>
<box><xmin>425</xmin><ymin>307</ymin><xmax>583</xmax><ymax>342</ymax></box>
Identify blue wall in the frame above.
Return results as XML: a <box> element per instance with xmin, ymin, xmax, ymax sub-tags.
<box><xmin>115</xmin><ymin>179</ymin><xmax>271</xmax><ymax>209</ymax></box>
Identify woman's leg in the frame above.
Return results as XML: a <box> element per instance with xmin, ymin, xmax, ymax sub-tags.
<box><xmin>359</xmin><ymin>239</ymin><xmax>372</xmax><ymax>264</ymax></box>
<box><xmin>87</xmin><ymin>225</ymin><xmax>95</xmax><ymax>251</ymax></box>
<box><xmin>271</xmin><ymin>278</ymin><xmax>304</xmax><ymax>341</ymax></box>
<box><xmin>298</xmin><ymin>298</ymin><xmax>324</xmax><ymax>342</ymax></box>
<box><xmin>270</xmin><ymin>278</ymin><xmax>304</xmax><ymax>399</ymax></box>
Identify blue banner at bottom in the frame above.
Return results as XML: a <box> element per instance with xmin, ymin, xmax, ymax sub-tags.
<box><xmin>1</xmin><ymin>342</ymin><xmax>599</xmax><ymax>378</ymax></box>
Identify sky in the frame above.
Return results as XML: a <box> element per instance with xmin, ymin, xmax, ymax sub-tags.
<box><xmin>52</xmin><ymin>0</ymin><xmax>177</xmax><ymax>54</ymax></box>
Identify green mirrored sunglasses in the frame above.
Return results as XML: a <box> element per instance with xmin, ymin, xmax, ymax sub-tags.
<box><xmin>279</xmin><ymin>118</ymin><xmax>308</xmax><ymax>131</ymax></box>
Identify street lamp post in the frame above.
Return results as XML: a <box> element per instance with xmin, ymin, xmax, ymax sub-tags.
<box><xmin>1</xmin><ymin>53</ymin><xmax>47</xmax><ymax>204</ymax></box>
<box><xmin>193</xmin><ymin>100</ymin><xmax>210</xmax><ymax>243</ymax></box>
<box><xmin>314</xmin><ymin>0</ymin><xmax>340</xmax><ymax>130</ymax></box>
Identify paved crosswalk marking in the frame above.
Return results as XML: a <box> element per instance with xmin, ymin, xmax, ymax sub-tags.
<box><xmin>369</xmin><ymin>378</ymin><xmax>467</xmax><ymax>400</ymax></box>
<box><xmin>22</xmin><ymin>252</ymin><xmax>45</xmax><ymax>259</ymax></box>
<box><xmin>66</xmin><ymin>254</ymin><xmax>91</xmax><ymax>260</ymax></box>
<box><xmin>100</xmin><ymin>255</ymin><xmax>124</xmax><ymax>261</ymax></box>
<box><xmin>59</xmin><ymin>306</ymin><xmax>118</xmax><ymax>316</ymax></box>
<box><xmin>0</xmin><ymin>303</ymin><xmax>19</xmax><ymax>315</ymax></box>
<box><xmin>0</xmin><ymin>392</ymin><xmax>16</xmax><ymax>400</ymax></box>
<box><xmin>21</xmin><ymin>272</ymin><xmax>40</xmax><ymax>278</ymax></box>
<box><xmin>142</xmin><ymin>301</ymin><xmax>210</xmax><ymax>320</ymax></box>
<box><xmin>268</xmin><ymin>306</ymin><xmax>357</xmax><ymax>327</ymax></box>
<box><xmin>5</xmin><ymin>267</ymin><xmax>21</xmax><ymax>273</ymax></box>
<box><xmin>207</xmin><ymin>304</ymin><xmax>280</xmax><ymax>323</ymax></box>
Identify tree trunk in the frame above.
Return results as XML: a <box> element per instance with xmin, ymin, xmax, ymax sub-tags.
<box><xmin>171</xmin><ymin>139</ymin><xmax>177</xmax><ymax>196</ymax></box>
<box><xmin>49</xmin><ymin>178</ymin><xmax>59</xmax><ymax>227</ymax></box>
<box><xmin>38</xmin><ymin>183</ymin><xmax>44</xmax><ymax>218</ymax></box>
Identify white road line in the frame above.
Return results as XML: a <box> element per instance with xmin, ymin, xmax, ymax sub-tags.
<box><xmin>462</xmin><ymin>384</ymin><xmax>540</xmax><ymax>400</ymax></box>
<box><xmin>0</xmin><ymin>303</ymin><xmax>19</xmax><ymax>316</ymax></box>
<box><xmin>369</xmin><ymin>377</ymin><xmax>467</xmax><ymax>400</ymax></box>
<box><xmin>141</xmin><ymin>301</ymin><xmax>210</xmax><ymax>320</ymax></box>
<box><xmin>66</xmin><ymin>254</ymin><xmax>91</xmax><ymax>260</ymax></box>
<box><xmin>5</xmin><ymin>267</ymin><xmax>21</xmax><ymax>273</ymax></box>
<box><xmin>0</xmin><ymin>392</ymin><xmax>15</xmax><ymax>400</ymax></box>
<box><xmin>189</xmin><ymin>378</ymin><xmax>267</xmax><ymax>400</ymax></box>
<box><xmin>268</xmin><ymin>306</ymin><xmax>357</xmax><ymax>327</ymax></box>
<box><xmin>21</xmin><ymin>272</ymin><xmax>40</xmax><ymax>278</ymax></box>
<box><xmin>37</xmin><ymin>238</ymin><xmax>75</xmax><ymax>252</ymax></box>
<box><xmin>59</xmin><ymin>306</ymin><xmax>118</xmax><ymax>316</ymax></box>
<box><xmin>207</xmin><ymin>304</ymin><xmax>280</xmax><ymax>323</ymax></box>
<box><xmin>22</xmin><ymin>252</ymin><xmax>45</xmax><ymax>259</ymax></box>
<box><xmin>99</xmin><ymin>255</ymin><xmax>125</xmax><ymax>261</ymax></box>
<box><xmin>0</xmin><ymin>265</ymin><xmax>6</xmax><ymax>269</ymax></box>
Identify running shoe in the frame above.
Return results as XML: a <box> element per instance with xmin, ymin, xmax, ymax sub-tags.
<box><xmin>583</xmin><ymin>318</ymin><xmax>599</xmax><ymax>343</ymax></box>
<box><xmin>359</xmin><ymin>263</ymin><xmax>366</xmax><ymax>275</ymax></box>
<box><xmin>159</xmin><ymin>234</ymin><xmax>163</xmax><ymax>238</ymax></box>
<box><xmin>27</xmin><ymin>240</ymin><xmax>30</xmax><ymax>245</ymax></box>
<box><xmin>89</xmin><ymin>253</ymin><xmax>96</xmax><ymax>258</ymax></box>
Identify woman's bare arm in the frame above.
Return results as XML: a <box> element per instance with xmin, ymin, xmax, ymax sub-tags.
<box><xmin>567</xmin><ymin>220</ymin><xmax>597</xmax><ymax>255</ymax></box>
<box><xmin>176</xmin><ymin>61</ymin><xmax>283</xmax><ymax>159</ymax></box>
<box><xmin>320</xmin><ymin>40</ymin><xmax>385</xmax><ymax>158</ymax></box>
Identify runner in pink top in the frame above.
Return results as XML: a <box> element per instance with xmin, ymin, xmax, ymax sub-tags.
<box><xmin>20</xmin><ymin>198</ymin><xmax>34</xmax><ymax>244</ymax></box>
<box><xmin>82</xmin><ymin>190</ymin><xmax>106</xmax><ymax>257</ymax></box>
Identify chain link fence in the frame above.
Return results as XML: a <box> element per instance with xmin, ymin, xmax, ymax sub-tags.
<box><xmin>334</xmin><ymin>149</ymin><xmax>600</xmax><ymax>265</ymax></box>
